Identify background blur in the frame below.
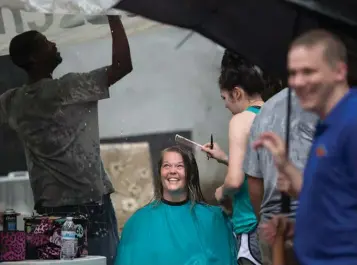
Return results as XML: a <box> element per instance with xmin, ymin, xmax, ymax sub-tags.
<box><xmin>0</xmin><ymin>14</ymin><xmax>231</xmax><ymax>231</ymax></box>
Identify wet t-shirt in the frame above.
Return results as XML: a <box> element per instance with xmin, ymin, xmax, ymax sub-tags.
<box><xmin>243</xmin><ymin>88</ymin><xmax>317</xmax><ymax>222</ymax></box>
<box><xmin>0</xmin><ymin>67</ymin><xmax>114</xmax><ymax>207</ymax></box>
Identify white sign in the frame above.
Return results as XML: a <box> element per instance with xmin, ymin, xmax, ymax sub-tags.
<box><xmin>0</xmin><ymin>6</ymin><xmax>158</xmax><ymax>56</ymax></box>
<box><xmin>0</xmin><ymin>0</ymin><xmax>121</xmax><ymax>14</ymax></box>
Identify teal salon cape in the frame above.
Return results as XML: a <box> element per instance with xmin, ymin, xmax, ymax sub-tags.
<box><xmin>115</xmin><ymin>200</ymin><xmax>237</xmax><ymax>265</ymax></box>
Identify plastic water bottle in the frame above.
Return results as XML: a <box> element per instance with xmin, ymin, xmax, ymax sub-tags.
<box><xmin>60</xmin><ymin>217</ymin><xmax>78</xmax><ymax>260</ymax></box>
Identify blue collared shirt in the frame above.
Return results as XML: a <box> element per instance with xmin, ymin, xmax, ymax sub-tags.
<box><xmin>294</xmin><ymin>89</ymin><xmax>357</xmax><ymax>265</ymax></box>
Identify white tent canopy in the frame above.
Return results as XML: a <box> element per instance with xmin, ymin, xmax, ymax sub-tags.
<box><xmin>1</xmin><ymin>0</ymin><xmax>121</xmax><ymax>14</ymax></box>
<box><xmin>0</xmin><ymin>0</ymin><xmax>156</xmax><ymax>56</ymax></box>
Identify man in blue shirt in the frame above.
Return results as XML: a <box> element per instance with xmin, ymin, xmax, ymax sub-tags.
<box><xmin>254</xmin><ymin>29</ymin><xmax>357</xmax><ymax>265</ymax></box>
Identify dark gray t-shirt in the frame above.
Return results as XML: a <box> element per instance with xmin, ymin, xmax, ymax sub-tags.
<box><xmin>0</xmin><ymin>67</ymin><xmax>114</xmax><ymax>207</ymax></box>
<box><xmin>243</xmin><ymin>88</ymin><xmax>318</xmax><ymax>222</ymax></box>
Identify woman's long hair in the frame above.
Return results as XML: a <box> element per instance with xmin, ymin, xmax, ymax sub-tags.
<box><xmin>154</xmin><ymin>146</ymin><xmax>206</xmax><ymax>205</ymax></box>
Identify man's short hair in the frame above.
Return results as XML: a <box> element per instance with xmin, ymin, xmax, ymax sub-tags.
<box><xmin>9</xmin><ymin>30</ymin><xmax>41</xmax><ymax>71</ymax></box>
<box><xmin>290</xmin><ymin>29</ymin><xmax>347</xmax><ymax>65</ymax></box>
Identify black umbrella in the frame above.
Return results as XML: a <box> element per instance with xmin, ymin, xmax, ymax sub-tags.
<box><xmin>286</xmin><ymin>0</ymin><xmax>357</xmax><ymax>82</ymax></box>
<box><xmin>114</xmin><ymin>0</ymin><xmax>357</xmax><ymax>213</ymax></box>
<box><xmin>115</xmin><ymin>0</ymin><xmax>314</xmax><ymax>78</ymax></box>
<box><xmin>286</xmin><ymin>0</ymin><xmax>357</xmax><ymax>27</ymax></box>
<box><xmin>115</xmin><ymin>0</ymin><xmax>357</xmax><ymax>78</ymax></box>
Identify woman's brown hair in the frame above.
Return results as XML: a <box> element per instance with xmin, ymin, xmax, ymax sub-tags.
<box><xmin>154</xmin><ymin>145</ymin><xmax>206</xmax><ymax>204</ymax></box>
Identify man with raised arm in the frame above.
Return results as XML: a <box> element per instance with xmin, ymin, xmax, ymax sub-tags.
<box><xmin>0</xmin><ymin>16</ymin><xmax>132</xmax><ymax>265</ymax></box>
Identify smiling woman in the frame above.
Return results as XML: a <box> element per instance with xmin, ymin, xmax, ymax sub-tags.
<box><xmin>160</xmin><ymin>150</ymin><xmax>190</xmax><ymax>201</ymax></box>
<box><xmin>156</xmin><ymin>146</ymin><xmax>205</xmax><ymax>204</ymax></box>
<box><xmin>115</xmin><ymin>146</ymin><xmax>237</xmax><ymax>265</ymax></box>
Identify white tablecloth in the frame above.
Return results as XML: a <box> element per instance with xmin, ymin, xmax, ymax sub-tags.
<box><xmin>1</xmin><ymin>256</ymin><xmax>106</xmax><ymax>265</ymax></box>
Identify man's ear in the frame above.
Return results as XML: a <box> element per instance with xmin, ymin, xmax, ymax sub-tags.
<box><xmin>28</xmin><ymin>55</ymin><xmax>37</xmax><ymax>65</ymax></box>
<box><xmin>23</xmin><ymin>55</ymin><xmax>38</xmax><ymax>70</ymax></box>
<box><xmin>335</xmin><ymin>61</ymin><xmax>348</xmax><ymax>83</ymax></box>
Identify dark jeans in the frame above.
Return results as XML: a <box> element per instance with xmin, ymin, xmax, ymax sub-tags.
<box><xmin>36</xmin><ymin>194</ymin><xmax>119</xmax><ymax>265</ymax></box>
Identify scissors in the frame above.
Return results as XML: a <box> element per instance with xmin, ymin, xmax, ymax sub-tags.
<box><xmin>207</xmin><ymin>134</ymin><xmax>213</xmax><ymax>160</ymax></box>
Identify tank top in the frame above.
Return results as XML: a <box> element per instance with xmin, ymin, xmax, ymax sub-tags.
<box><xmin>231</xmin><ymin>105</ymin><xmax>261</xmax><ymax>235</ymax></box>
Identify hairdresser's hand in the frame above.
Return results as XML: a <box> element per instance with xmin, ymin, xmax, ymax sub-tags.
<box><xmin>215</xmin><ymin>186</ymin><xmax>232</xmax><ymax>215</ymax></box>
<box><xmin>215</xmin><ymin>186</ymin><xmax>225</xmax><ymax>203</ymax></box>
<box><xmin>202</xmin><ymin>143</ymin><xmax>228</xmax><ymax>164</ymax></box>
